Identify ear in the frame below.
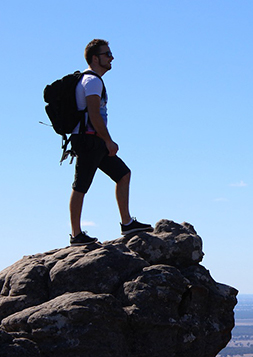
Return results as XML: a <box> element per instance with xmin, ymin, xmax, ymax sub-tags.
<box><xmin>92</xmin><ymin>54</ymin><xmax>99</xmax><ymax>64</ymax></box>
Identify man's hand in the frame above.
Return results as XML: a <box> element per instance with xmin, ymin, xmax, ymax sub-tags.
<box><xmin>106</xmin><ymin>140</ymin><xmax>119</xmax><ymax>156</ymax></box>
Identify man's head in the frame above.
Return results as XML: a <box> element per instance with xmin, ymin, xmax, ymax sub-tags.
<box><xmin>84</xmin><ymin>39</ymin><xmax>114</xmax><ymax>74</ymax></box>
<box><xmin>85</xmin><ymin>39</ymin><xmax>109</xmax><ymax>64</ymax></box>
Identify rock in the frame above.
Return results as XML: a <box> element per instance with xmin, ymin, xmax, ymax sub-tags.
<box><xmin>49</xmin><ymin>243</ymin><xmax>149</xmax><ymax>298</ymax></box>
<box><xmin>0</xmin><ymin>219</ymin><xmax>238</xmax><ymax>357</ymax></box>
<box><xmin>2</xmin><ymin>292</ymin><xmax>127</xmax><ymax>357</ymax></box>
<box><xmin>0</xmin><ymin>328</ymin><xmax>41</xmax><ymax>357</ymax></box>
<box><xmin>110</xmin><ymin>219</ymin><xmax>204</xmax><ymax>267</ymax></box>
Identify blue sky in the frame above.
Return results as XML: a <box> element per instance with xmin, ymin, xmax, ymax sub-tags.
<box><xmin>1</xmin><ymin>0</ymin><xmax>252</xmax><ymax>294</ymax></box>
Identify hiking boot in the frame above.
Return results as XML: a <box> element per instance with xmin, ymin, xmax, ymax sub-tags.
<box><xmin>70</xmin><ymin>231</ymin><xmax>98</xmax><ymax>246</ymax></box>
<box><xmin>121</xmin><ymin>218</ymin><xmax>153</xmax><ymax>235</ymax></box>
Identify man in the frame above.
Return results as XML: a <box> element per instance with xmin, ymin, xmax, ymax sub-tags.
<box><xmin>69</xmin><ymin>39</ymin><xmax>152</xmax><ymax>246</ymax></box>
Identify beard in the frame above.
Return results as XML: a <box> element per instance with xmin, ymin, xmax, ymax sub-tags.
<box><xmin>98</xmin><ymin>57</ymin><xmax>112</xmax><ymax>71</ymax></box>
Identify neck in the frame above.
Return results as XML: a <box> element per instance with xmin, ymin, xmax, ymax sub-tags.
<box><xmin>88</xmin><ymin>65</ymin><xmax>107</xmax><ymax>77</ymax></box>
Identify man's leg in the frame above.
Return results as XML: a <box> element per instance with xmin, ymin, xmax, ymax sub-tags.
<box><xmin>116</xmin><ymin>172</ymin><xmax>132</xmax><ymax>225</ymax></box>
<box><xmin>69</xmin><ymin>189</ymin><xmax>85</xmax><ymax>237</ymax></box>
<box><xmin>69</xmin><ymin>189</ymin><xmax>98</xmax><ymax>245</ymax></box>
<box><xmin>69</xmin><ymin>135</ymin><xmax>107</xmax><ymax>245</ymax></box>
<box><xmin>99</xmin><ymin>155</ymin><xmax>153</xmax><ymax>235</ymax></box>
<box><xmin>116</xmin><ymin>171</ymin><xmax>153</xmax><ymax>234</ymax></box>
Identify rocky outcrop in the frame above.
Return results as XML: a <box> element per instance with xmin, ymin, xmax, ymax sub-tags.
<box><xmin>0</xmin><ymin>219</ymin><xmax>238</xmax><ymax>357</ymax></box>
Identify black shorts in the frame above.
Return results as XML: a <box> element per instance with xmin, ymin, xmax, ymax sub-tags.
<box><xmin>71</xmin><ymin>134</ymin><xmax>131</xmax><ymax>194</ymax></box>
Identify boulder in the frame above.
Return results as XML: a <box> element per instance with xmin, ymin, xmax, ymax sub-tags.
<box><xmin>0</xmin><ymin>220</ymin><xmax>238</xmax><ymax>357</ymax></box>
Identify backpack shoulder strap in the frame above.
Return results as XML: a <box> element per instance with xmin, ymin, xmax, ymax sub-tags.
<box><xmin>78</xmin><ymin>70</ymin><xmax>107</xmax><ymax>136</ymax></box>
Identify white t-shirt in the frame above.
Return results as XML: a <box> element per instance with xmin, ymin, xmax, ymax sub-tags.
<box><xmin>72</xmin><ymin>71</ymin><xmax>108</xmax><ymax>134</ymax></box>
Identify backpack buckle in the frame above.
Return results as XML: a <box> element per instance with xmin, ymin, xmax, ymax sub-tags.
<box><xmin>60</xmin><ymin>135</ymin><xmax>76</xmax><ymax>165</ymax></box>
<box><xmin>60</xmin><ymin>149</ymin><xmax>76</xmax><ymax>165</ymax></box>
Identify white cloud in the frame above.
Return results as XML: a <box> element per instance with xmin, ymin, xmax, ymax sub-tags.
<box><xmin>81</xmin><ymin>220</ymin><xmax>96</xmax><ymax>227</ymax></box>
<box><xmin>229</xmin><ymin>180</ymin><xmax>248</xmax><ymax>187</ymax></box>
<box><xmin>213</xmin><ymin>197</ymin><xmax>229</xmax><ymax>202</ymax></box>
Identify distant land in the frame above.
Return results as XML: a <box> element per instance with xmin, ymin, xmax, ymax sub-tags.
<box><xmin>217</xmin><ymin>294</ymin><xmax>253</xmax><ymax>357</ymax></box>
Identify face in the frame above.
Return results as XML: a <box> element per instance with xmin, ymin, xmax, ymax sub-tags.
<box><xmin>96</xmin><ymin>45</ymin><xmax>114</xmax><ymax>71</ymax></box>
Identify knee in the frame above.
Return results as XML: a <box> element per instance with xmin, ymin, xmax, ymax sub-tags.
<box><xmin>119</xmin><ymin>171</ymin><xmax>131</xmax><ymax>185</ymax></box>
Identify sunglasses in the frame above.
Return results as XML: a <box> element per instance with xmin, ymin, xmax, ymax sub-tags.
<box><xmin>97</xmin><ymin>51</ymin><xmax>113</xmax><ymax>58</ymax></box>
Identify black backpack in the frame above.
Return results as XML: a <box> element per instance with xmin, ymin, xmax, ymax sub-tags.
<box><xmin>43</xmin><ymin>70</ymin><xmax>106</xmax><ymax>163</ymax></box>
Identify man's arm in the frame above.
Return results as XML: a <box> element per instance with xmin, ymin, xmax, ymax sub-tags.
<box><xmin>86</xmin><ymin>95</ymin><xmax>118</xmax><ymax>156</ymax></box>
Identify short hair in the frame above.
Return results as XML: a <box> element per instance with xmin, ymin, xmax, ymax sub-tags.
<box><xmin>84</xmin><ymin>39</ymin><xmax>109</xmax><ymax>64</ymax></box>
